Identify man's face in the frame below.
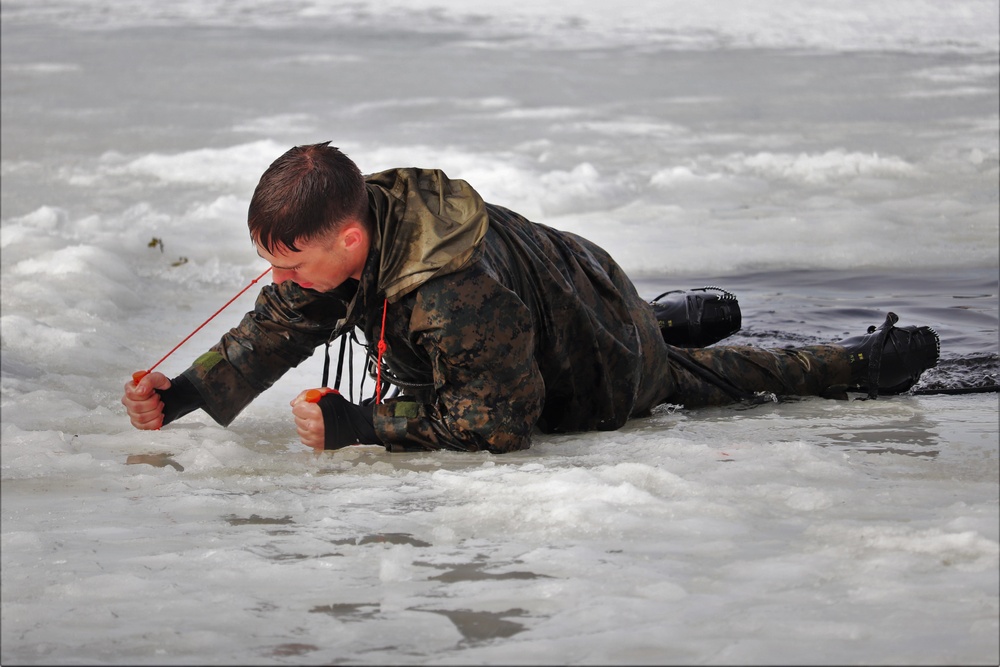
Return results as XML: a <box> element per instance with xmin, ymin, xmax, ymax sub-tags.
<box><xmin>256</xmin><ymin>232</ymin><xmax>359</xmax><ymax>293</ymax></box>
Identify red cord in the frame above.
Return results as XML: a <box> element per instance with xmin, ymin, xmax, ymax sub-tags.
<box><xmin>375</xmin><ymin>298</ymin><xmax>388</xmax><ymax>403</ymax></box>
<box><xmin>132</xmin><ymin>266</ymin><xmax>272</xmax><ymax>384</ymax></box>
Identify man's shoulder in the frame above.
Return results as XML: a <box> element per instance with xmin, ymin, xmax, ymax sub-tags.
<box><xmin>409</xmin><ymin>253</ymin><xmax>509</xmax><ymax>313</ymax></box>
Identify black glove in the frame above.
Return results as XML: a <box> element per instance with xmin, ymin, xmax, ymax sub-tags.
<box><xmin>317</xmin><ymin>391</ymin><xmax>380</xmax><ymax>450</ymax></box>
<box><xmin>157</xmin><ymin>374</ymin><xmax>206</xmax><ymax>427</ymax></box>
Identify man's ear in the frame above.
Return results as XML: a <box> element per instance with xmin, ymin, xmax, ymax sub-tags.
<box><xmin>341</xmin><ymin>221</ymin><xmax>366</xmax><ymax>251</ymax></box>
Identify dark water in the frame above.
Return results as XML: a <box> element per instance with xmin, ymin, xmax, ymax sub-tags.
<box><xmin>635</xmin><ymin>266</ymin><xmax>1000</xmax><ymax>392</ymax></box>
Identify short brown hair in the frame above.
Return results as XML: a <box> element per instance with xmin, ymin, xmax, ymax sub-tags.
<box><xmin>248</xmin><ymin>142</ymin><xmax>368</xmax><ymax>253</ymax></box>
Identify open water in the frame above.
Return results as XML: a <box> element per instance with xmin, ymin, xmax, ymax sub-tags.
<box><xmin>2</xmin><ymin>1</ymin><xmax>998</xmax><ymax>664</ymax></box>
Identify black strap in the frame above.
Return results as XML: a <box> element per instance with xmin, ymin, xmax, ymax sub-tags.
<box><xmin>333</xmin><ymin>334</ymin><xmax>348</xmax><ymax>391</ymax></box>
<box><xmin>668</xmin><ymin>349</ymin><xmax>760</xmax><ymax>404</ymax></box>
<box><xmin>321</xmin><ymin>341</ymin><xmax>331</xmax><ymax>388</ymax></box>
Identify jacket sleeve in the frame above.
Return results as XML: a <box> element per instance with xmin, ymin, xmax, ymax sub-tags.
<box><xmin>179</xmin><ymin>280</ymin><xmax>349</xmax><ymax>426</ymax></box>
<box><xmin>372</xmin><ymin>266</ymin><xmax>545</xmax><ymax>453</ymax></box>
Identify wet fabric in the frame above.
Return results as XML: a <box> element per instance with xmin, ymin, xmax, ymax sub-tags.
<box><xmin>665</xmin><ymin>345</ymin><xmax>853</xmax><ymax>407</ymax></box>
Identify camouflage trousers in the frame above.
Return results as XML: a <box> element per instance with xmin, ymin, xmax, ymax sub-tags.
<box><xmin>660</xmin><ymin>344</ymin><xmax>854</xmax><ymax>408</ymax></box>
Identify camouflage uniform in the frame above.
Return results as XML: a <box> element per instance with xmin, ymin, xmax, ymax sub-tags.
<box><xmin>180</xmin><ymin>168</ymin><xmax>853</xmax><ymax>453</ymax></box>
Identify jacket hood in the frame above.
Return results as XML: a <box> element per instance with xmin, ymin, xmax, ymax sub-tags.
<box><xmin>366</xmin><ymin>168</ymin><xmax>489</xmax><ymax>303</ymax></box>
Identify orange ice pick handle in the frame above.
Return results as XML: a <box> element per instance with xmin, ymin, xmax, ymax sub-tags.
<box><xmin>305</xmin><ymin>388</ymin><xmax>338</xmax><ymax>403</ymax></box>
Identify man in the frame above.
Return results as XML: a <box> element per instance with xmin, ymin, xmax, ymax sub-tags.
<box><xmin>122</xmin><ymin>142</ymin><xmax>940</xmax><ymax>454</ymax></box>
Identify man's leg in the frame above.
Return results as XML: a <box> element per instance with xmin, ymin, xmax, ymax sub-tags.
<box><xmin>663</xmin><ymin>315</ymin><xmax>939</xmax><ymax>408</ymax></box>
<box><xmin>665</xmin><ymin>344</ymin><xmax>852</xmax><ymax>408</ymax></box>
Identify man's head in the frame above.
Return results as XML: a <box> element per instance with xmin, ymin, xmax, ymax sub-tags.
<box><xmin>249</xmin><ymin>141</ymin><xmax>368</xmax><ymax>252</ymax></box>
<box><xmin>249</xmin><ymin>142</ymin><xmax>371</xmax><ymax>291</ymax></box>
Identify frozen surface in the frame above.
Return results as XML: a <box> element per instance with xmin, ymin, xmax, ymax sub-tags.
<box><xmin>2</xmin><ymin>0</ymin><xmax>998</xmax><ymax>664</ymax></box>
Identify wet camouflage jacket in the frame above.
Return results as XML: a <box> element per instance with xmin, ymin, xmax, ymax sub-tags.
<box><xmin>181</xmin><ymin>168</ymin><xmax>672</xmax><ymax>453</ymax></box>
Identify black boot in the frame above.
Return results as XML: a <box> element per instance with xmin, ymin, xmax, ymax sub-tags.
<box><xmin>837</xmin><ymin>312</ymin><xmax>940</xmax><ymax>398</ymax></box>
<box><xmin>650</xmin><ymin>287</ymin><xmax>742</xmax><ymax>348</ymax></box>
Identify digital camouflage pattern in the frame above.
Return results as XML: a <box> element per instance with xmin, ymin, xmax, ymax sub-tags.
<box><xmin>180</xmin><ymin>168</ymin><xmax>854</xmax><ymax>453</ymax></box>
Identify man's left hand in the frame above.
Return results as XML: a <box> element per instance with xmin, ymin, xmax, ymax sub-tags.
<box><xmin>290</xmin><ymin>388</ymin><xmax>380</xmax><ymax>451</ymax></box>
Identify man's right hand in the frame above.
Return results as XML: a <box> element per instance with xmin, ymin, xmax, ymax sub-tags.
<box><xmin>122</xmin><ymin>371</ymin><xmax>171</xmax><ymax>430</ymax></box>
